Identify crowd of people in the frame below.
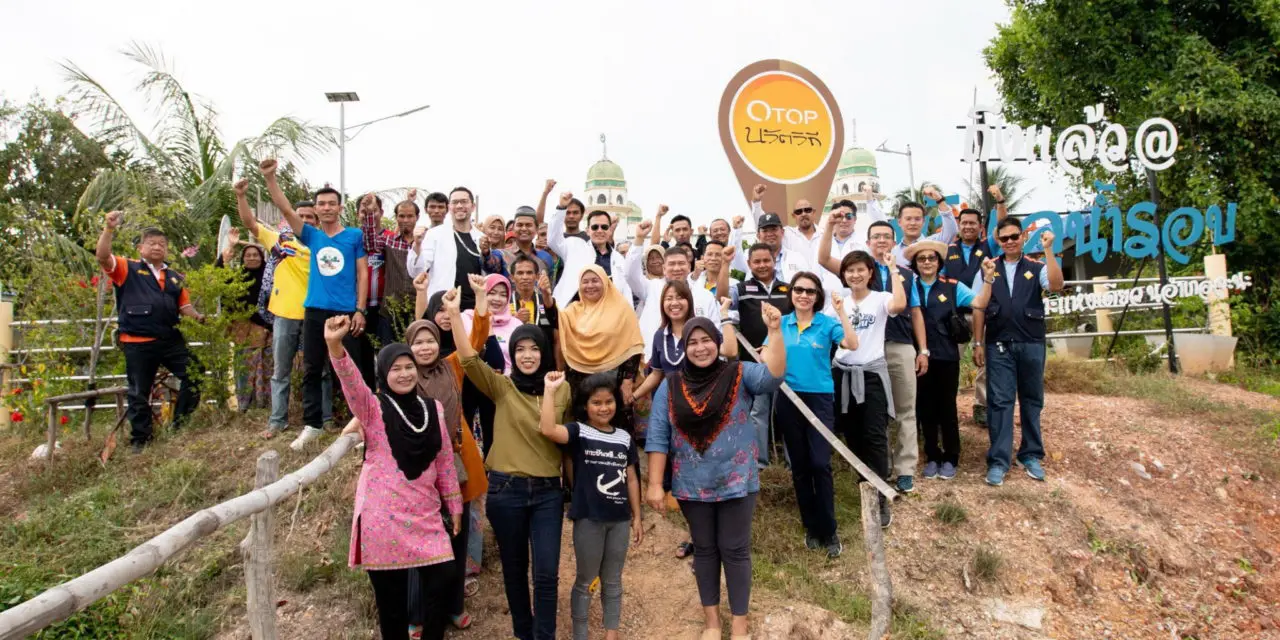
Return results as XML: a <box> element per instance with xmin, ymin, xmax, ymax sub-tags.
<box><xmin>97</xmin><ymin>157</ymin><xmax>1064</xmax><ymax>640</ymax></box>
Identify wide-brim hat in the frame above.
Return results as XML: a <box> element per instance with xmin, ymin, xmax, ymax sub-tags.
<box><xmin>903</xmin><ymin>240</ymin><xmax>949</xmax><ymax>263</ymax></box>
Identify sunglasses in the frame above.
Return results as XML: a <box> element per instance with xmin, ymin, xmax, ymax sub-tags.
<box><xmin>997</xmin><ymin>234</ymin><xmax>1022</xmax><ymax>243</ymax></box>
<box><xmin>791</xmin><ymin>286</ymin><xmax>820</xmax><ymax>296</ymax></box>
<box><xmin>915</xmin><ymin>254</ymin><xmax>939</xmax><ymax>263</ymax></box>
<box><xmin>590</xmin><ymin>224</ymin><xmax>610</xmax><ymax>231</ymax></box>
<box><xmin>830</xmin><ymin>212</ymin><xmax>853</xmax><ymax>221</ymax></box>
<box><xmin>794</xmin><ymin>207</ymin><xmax>815</xmax><ymax>215</ymax></box>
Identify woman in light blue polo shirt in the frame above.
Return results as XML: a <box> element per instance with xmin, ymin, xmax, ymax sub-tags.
<box><xmin>768</xmin><ymin>271</ymin><xmax>858</xmax><ymax>559</ymax></box>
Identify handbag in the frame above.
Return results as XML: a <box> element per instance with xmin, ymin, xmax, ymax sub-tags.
<box><xmin>945</xmin><ymin>309</ymin><xmax>972</xmax><ymax>343</ymax></box>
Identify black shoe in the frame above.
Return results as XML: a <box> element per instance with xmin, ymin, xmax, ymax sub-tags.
<box><xmin>130</xmin><ymin>442</ymin><xmax>147</xmax><ymax>455</ymax></box>
<box><xmin>804</xmin><ymin>533</ymin><xmax>821</xmax><ymax>550</ymax></box>
<box><xmin>825</xmin><ymin>534</ymin><xmax>843</xmax><ymax>559</ymax></box>
<box><xmin>879</xmin><ymin>495</ymin><xmax>892</xmax><ymax>529</ymax></box>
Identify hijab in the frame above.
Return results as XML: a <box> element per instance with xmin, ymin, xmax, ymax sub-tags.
<box><xmin>559</xmin><ymin>265</ymin><xmax>645</xmax><ymax>374</ymax></box>
<box><xmin>644</xmin><ymin>245</ymin><xmax>666</xmax><ymax>279</ymax></box>
<box><xmin>424</xmin><ymin>291</ymin><xmax>456</xmax><ymax>357</ymax></box>
<box><xmin>666</xmin><ymin>318</ymin><xmax>742</xmax><ymax>454</ymax></box>
<box><xmin>461</xmin><ymin>274</ymin><xmax>523</xmax><ymax>373</ymax></box>
<box><xmin>376</xmin><ymin>343</ymin><xmax>442</xmax><ymax>481</ymax></box>
<box><xmin>239</xmin><ymin>244</ymin><xmax>267</xmax><ymax>308</ymax></box>
<box><xmin>404</xmin><ymin>320</ymin><xmax>463</xmax><ymax>446</ymax></box>
<box><xmin>508</xmin><ymin>324</ymin><xmax>553</xmax><ymax>396</ymax></box>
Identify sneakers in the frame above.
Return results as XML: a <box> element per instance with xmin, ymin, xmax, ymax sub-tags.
<box><xmin>290</xmin><ymin>425</ymin><xmax>323</xmax><ymax>451</ymax></box>
<box><xmin>939</xmin><ymin>462</ymin><xmax>957</xmax><ymax>480</ymax></box>
<box><xmin>825</xmin><ymin>534</ymin><xmax>843</xmax><ymax>559</ymax></box>
<box><xmin>973</xmin><ymin>404</ymin><xmax>987</xmax><ymax>426</ymax></box>
<box><xmin>923</xmin><ymin>461</ymin><xmax>939</xmax><ymax>479</ymax></box>
<box><xmin>804</xmin><ymin>533</ymin><xmax>821</xmax><ymax>550</ymax></box>
<box><xmin>896</xmin><ymin>475</ymin><xmax>915</xmax><ymax>493</ymax></box>
<box><xmin>985</xmin><ymin>466</ymin><xmax>1006</xmax><ymax>487</ymax></box>
<box><xmin>879</xmin><ymin>494</ymin><xmax>892</xmax><ymax>529</ymax></box>
<box><xmin>1017</xmin><ymin>457</ymin><xmax>1046</xmax><ymax>481</ymax></box>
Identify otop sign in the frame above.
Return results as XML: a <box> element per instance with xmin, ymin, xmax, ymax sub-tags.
<box><xmin>719</xmin><ymin>60</ymin><xmax>844</xmax><ymax>216</ymax></box>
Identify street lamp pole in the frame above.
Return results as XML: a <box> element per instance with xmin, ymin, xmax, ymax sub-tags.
<box><xmin>324</xmin><ymin>92</ymin><xmax>360</xmax><ymax>200</ymax></box>
<box><xmin>876</xmin><ymin>140</ymin><xmax>915</xmax><ymax>197</ymax></box>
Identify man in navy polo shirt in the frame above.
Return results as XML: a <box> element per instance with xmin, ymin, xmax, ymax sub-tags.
<box><xmin>260</xmin><ymin>159</ymin><xmax>369</xmax><ymax>451</ymax></box>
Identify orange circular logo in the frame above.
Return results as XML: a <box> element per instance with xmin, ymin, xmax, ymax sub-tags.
<box><xmin>729</xmin><ymin>71</ymin><xmax>836</xmax><ymax>184</ymax></box>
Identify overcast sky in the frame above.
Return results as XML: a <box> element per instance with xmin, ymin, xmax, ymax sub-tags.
<box><xmin>2</xmin><ymin>0</ymin><xmax>1080</xmax><ymax>228</ymax></box>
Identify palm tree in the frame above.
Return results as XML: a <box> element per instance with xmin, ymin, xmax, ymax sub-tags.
<box><xmin>892</xmin><ymin>181</ymin><xmax>943</xmax><ymax>214</ymax></box>
<box><xmin>60</xmin><ymin>42</ymin><xmax>334</xmax><ymax>259</ymax></box>
<box><xmin>963</xmin><ymin>165</ymin><xmax>1032</xmax><ymax>213</ymax></box>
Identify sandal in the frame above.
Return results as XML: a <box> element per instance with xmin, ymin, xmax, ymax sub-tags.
<box><xmin>259</xmin><ymin>428</ymin><xmax>277</xmax><ymax>440</ymax></box>
<box><xmin>463</xmin><ymin>576</ymin><xmax>480</xmax><ymax>598</ymax></box>
<box><xmin>675</xmin><ymin>541</ymin><xmax>694</xmax><ymax>559</ymax></box>
<box><xmin>450</xmin><ymin>613</ymin><xmax>472</xmax><ymax>629</ymax></box>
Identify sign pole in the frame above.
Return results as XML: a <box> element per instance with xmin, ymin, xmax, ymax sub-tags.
<box><xmin>1145</xmin><ymin>168</ymin><xmax>1180</xmax><ymax>374</ymax></box>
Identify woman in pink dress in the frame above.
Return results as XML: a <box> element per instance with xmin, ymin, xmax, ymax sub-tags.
<box><xmin>324</xmin><ymin>315</ymin><xmax>463</xmax><ymax>640</ymax></box>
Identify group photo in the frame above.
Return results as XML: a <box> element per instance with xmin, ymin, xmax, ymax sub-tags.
<box><xmin>1</xmin><ymin>1</ymin><xmax>1277</xmax><ymax>639</ymax></box>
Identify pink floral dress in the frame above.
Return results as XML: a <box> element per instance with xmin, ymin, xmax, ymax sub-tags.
<box><xmin>332</xmin><ymin>353</ymin><xmax>463</xmax><ymax>570</ymax></box>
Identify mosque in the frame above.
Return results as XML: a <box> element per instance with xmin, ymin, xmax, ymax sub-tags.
<box><xmin>580</xmin><ymin>127</ymin><xmax>885</xmax><ymax>242</ymax></box>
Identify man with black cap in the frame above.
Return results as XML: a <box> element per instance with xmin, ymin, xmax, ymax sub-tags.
<box><xmin>506</xmin><ymin>204</ymin><xmax>556</xmax><ymax>278</ymax></box>
<box><xmin>725</xmin><ymin>209</ymin><xmax>813</xmax><ymax>284</ymax></box>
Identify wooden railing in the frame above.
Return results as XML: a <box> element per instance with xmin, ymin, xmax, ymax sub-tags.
<box><xmin>0</xmin><ymin>435</ymin><xmax>359</xmax><ymax>639</ymax></box>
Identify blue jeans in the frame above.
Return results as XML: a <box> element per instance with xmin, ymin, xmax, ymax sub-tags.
<box><xmin>984</xmin><ymin>341</ymin><xmax>1046</xmax><ymax>471</ymax></box>
<box><xmin>269</xmin><ymin>316</ymin><xmax>331</xmax><ymax>430</ymax></box>
<box><xmin>486</xmin><ymin>471</ymin><xmax>564</xmax><ymax>640</ymax></box>
<box><xmin>750</xmin><ymin>390</ymin><xmax>774</xmax><ymax>464</ymax></box>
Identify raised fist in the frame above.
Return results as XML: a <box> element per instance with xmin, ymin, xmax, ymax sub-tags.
<box><xmin>637</xmin><ymin>220</ymin><xmax>653</xmax><ymax>237</ymax></box>
<box><xmin>516</xmin><ymin>307</ymin><xmax>532</xmax><ymax>323</ymax></box>
<box><xmin>544</xmin><ymin>371</ymin><xmax>566</xmax><ymax>390</ymax></box>
<box><xmin>987</xmin><ymin>184</ymin><xmax>1003</xmax><ymax>199</ymax></box>
<box><xmin>732</xmin><ymin>215</ymin><xmax>745</xmax><ymax>229</ymax></box>
<box><xmin>719</xmin><ymin>296</ymin><xmax>732</xmax><ymax>318</ymax></box>
<box><xmin>697</xmin><ymin>225</ymin><xmax>707</xmax><ymax>235</ymax></box>
<box><xmin>722</xmin><ymin>245</ymin><xmax>736</xmax><ymax>264</ymax></box>
<box><xmin>980</xmin><ymin>257</ymin><xmax>997</xmax><ymax>278</ymax></box>
<box><xmin>442</xmin><ymin>287</ymin><xmax>461</xmax><ymax>311</ymax></box>
<box><xmin>324</xmin><ymin>315</ymin><xmax>350</xmax><ymax>343</ymax></box>
<box><xmin>478</xmin><ymin>234</ymin><xmax>490</xmax><ymax>254</ymax></box>
<box><xmin>413</xmin><ymin>272</ymin><xmax>429</xmax><ymax>291</ymax></box>
<box><xmin>657</xmin><ymin>204</ymin><xmax>669</xmax><ymax>216</ymax></box>
<box><xmin>559</xmin><ymin>191</ymin><xmax>573</xmax><ymax>208</ymax></box>
<box><xmin>467</xmin><ymin>273</ymin><xmax>488</xmax><ymax>296</ymax></box>
<box><xmin>233</xmin><ymin>179</ymin><xmax>249</xmax><ymax>197</ymax></box>
<box><xmin>761</xmin><ymin>303</ymin><xmax>781</xmax><ymax>330</ymax></box>
<box><xmin>1039</xmin><ymin>229</ymin><xmax>1055</xmax><ymax>251</ymax></box>
<box><xmin>544</xmin><ymin>179</ymin><xmax>556</xmax><ymax>195</ymax></box>
<box><xmin>752</xmin><ymin>184</ymin><xmax>767</xmax><ymax>201</ymax></box>
<box><xmin>406</xmin><ymin>188</ymin><xmax>418</xmax><ymax>201</ymax></box>
<box><xmin>537</xmin><ymin>273</ymin><xmax>553</xmax><ymax>297</ymax></box>
<box><xmin>104</xmin><ymin>210</ymin><xmax>124</xmax><ymax>229</ymax></box>
<box><xmin>258</xmin><ymin>158</ymin><xmax>278</xmax><ymax>178</ymax></box>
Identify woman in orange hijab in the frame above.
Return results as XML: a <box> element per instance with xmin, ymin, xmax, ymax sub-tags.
<box><xmin>559</xmin><ymin>265</ymin><xmax>645</xmax><ymax>409</ymax></box>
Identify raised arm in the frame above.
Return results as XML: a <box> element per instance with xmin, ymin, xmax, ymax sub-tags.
<box><xmin>971</xmin><ymin>258</ymin><xmax>996</xmax><ymax>311</ymax></box>
<box><xmin>816</xmin><ymin>213</ymin><xmax>843</xmax><ymax>276</ymax></box>
<box><xmin>359</xmin><ymin>193</ymin><xmax>386</xmax><ymax>255</ymax></box>
<box><xmin>717</xmin><ymin>246</ymin><xmax>734</xmax><ymax>298</ymax></box>
<box><xmin>537</xmin><ymin>372</ymin><xmax>571</xmax><ymax>444</ymax></box>
<box><xmin>233</xmin><ymin>180</ymin><xmax>259</xmax><ymax>235</ymax></box>
<box><xmin>96</xmin><ymin>210</ymin><xmax>122</xmax><ymax>272</ymax></box>
<box><xmin>923</xmin><ymin>185</ymin><xmax>958</xmax><ymax>244</ymax></box>
<box><xmin>720</xmin><ymin>298</ymin><xmax>740</xmax><ymax>358</ymax></box>
<box><xmin>988</xmin><ymin>184</ymin><xmax>1010</xmax><ymax>225</ymax></box>
<box><xmin>535</xmin><ymin>179</ymin><xmax>555</xmax><ymax>226</ymax></box>
<box><xmin>325</xmin><ymin>315</ymin><xmax>379</xmax><ymax>425</ymax></box>
<box><xmin>758</xmin><ymin>303</ymin><xmax>787</xmax><ymax>378</ymax></box>
<box><xmin>547</xmin><ymin>192</ymin><xmax>571</xmax><ymax>259</ymax></box>
<box><xmin>1041</xmin><ymin>229</ymin><xmax>1064</xmax><ymax>292</ymax></box>
<box><xmin>259</xmin><ymin>159</ymin><xmax>302</xmax><ymax>235</ymax></box>
<box><xmin>861</xmin><ymin>184</ymin><xmax>889</xmax><ymax>224</ymax></box>
<box><xmin>831</xmin><ymin>292</ymin><xmax>860</xmax><ymax>351</ymax></box>
<box><xmin>882</xmin><ymin>254</ymin><xmax>908</xmax><ymax>315</ymax></box>
<box><xmin>650</xmin><ymin>205</ymin><xmax>667</xmax><ymax>247</ymax></box>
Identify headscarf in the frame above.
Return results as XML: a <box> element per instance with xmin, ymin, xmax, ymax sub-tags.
<box><xmin>508</xmin><ymin>324</ymin><xmax>553</xmax><ymax>396</ymax></box>
<box><xmin>644</xmin><ymin>245</ymin><xmax>666</xmax><ymax>279</ymax></box>
<box><xmin>559</xmin><ymin>265</ymin><xmax>645</xmax><ymax>374</ymax></box>
<box><xmin>461</xmin><ymin>274</ymin><xmax>523</xmax><ymax>373</ymax></box>
<box><xmin>238</xmin><ymin>245</ymin><xmax>267</xmax><ymax>310</ymax></box>
<box><xmin>375</xmin><ymin>343</ymin><xmax>442</xmax><ymax>480</ymax></box>
<box><xmin>404</xmin><ymin>320</ymin><xmax>463</xmax><ymax>445</ymax></box>
<box><xmin>667</xmin><ymin>318</ymin><xmax>742</xmax><ymax>454</ymax></box>
<box><xmin>424</xmin><ymin>291</ymin><xmax>456</xmax><ymax>357</ymax></box>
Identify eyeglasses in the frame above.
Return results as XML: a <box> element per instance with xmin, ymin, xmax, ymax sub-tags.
<box><xmin>794</xmin><ymin>207</ymin><xmax>814</xmax><ymax>215</ymax></box>
<box><xmin>450</xmin><ymin>199</ymin><xmax>472</xmax><ymax>206</ymax></box>
<box><xmin>997</xmin><ymin>234</ymin><xmax>1022</xmax><ymax>243</ymax></box>
<box><xmin>590</xmin><ymin>224</ymin><xmax>610</xmax><ymax>231</ymax></box>
<box><xmin>791</xmin><ymin>286</ymin><xmax>819</xmax><ymax>296</ymax></box>
<box><xmin>869</xmin><ymin>233</ymin><xmax>894</xmax><ymax>241</ymax></box>
<box><xmin>915</xmin><ymin>254</ymin><xmax>939</xmax><ymax>263</ymax></box>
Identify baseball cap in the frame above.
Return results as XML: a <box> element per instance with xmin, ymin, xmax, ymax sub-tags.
<box><xmin>757</xmin><ymin>213</ymin><xmax>783</xmax><ymax>229</ymax></box>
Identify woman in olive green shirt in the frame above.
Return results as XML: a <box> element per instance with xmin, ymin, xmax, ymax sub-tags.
<box><xmin>447</xmin><ymin>274</ymin><xmax>570</xmax><ymax>640</ymax></box>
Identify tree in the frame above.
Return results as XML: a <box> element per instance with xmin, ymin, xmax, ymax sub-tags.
<box><xmin>985</xmin><ymin>0</ymin><xmax>1280</xmax><ymax>359</ymax></box>
<box><xmin>61</xmin><ymin>42</ymin><xmax>334</xmax><ymax>262</ymax></box>
<box><xmin>892</xmin><ymin>181</ymin><xmax>942</xmax><ymax>212</ymax></box>
<box><xmin>0</xmin><ymin>96</ymin><xmax>119</xmax><ymax>230</ymax></box>
<box><xmin>963</xmin><ymin>165</ymin><xmax>1032</xmax><ymax>214</ymax></box>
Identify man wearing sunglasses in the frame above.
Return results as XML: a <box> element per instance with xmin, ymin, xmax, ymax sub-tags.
<box><xmin>891</xmin><ymin>185</ymin><xmax>959</xmax><ymax>268</ymax></box>
<box><xmin>546</xmin><ymin>190</ymin><xmax>633</xmax><ymax>308</ymax></box>
<box><xmin>969</xmin><ymin>217</ymin><xmax>1063</xmax><ymax>487</ymax></box>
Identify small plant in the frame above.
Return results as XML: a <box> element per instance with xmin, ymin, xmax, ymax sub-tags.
<box><xmin>971</xmin><ymin>546</ymin><xmax>1003</xmax><ymax>581</ymax></box>
<box><xmin>933</xmin><ymin>500</ymin><xmax>968</xmax><ymax>525</ymax></box>
<box><xmin>1237</xmin><ymin>557</ymin><xmax>1256</xmax><ymax>574</ymax></box>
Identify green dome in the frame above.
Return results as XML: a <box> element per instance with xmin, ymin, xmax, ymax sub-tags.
<box><xmin>587</xmin><ymin>159</ymin><xmax>625</xmax><ymax>182</ymax></box>
<box><xmin>626</xmin><ymin>201</ymin><xmax>642</xmax><ymax>220</ymax></box>
<box><xmin>839</xmin><ymin>147</ymin><xmax>877</xmax><ymax>169</ymax></box>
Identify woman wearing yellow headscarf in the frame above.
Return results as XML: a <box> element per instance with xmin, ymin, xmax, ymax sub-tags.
<box><xmin>559</xmin><ymin>265</ymin><xmax>646</xmax><ymax>408</ymax></box>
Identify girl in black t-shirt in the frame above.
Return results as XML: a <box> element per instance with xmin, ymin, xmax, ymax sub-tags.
<box><xmin>539</xmin><ymin>372</ymin><xmax>642</xmax><ymax>640</ymax></box>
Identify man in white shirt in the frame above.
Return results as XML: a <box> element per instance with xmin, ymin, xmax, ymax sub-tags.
<box><xmin>892</xmin><ymin>185</ymin><xmax>959</xmax><ymax>268</ymax></box>
<box><xmin>546</xmin><ymin>191</ymin><xmax>632</xmax><ymax>307</ymax></box>
<box><xmin>627</xmin><ymin>231</ymin><xmax>721</xmax><ymax>355</ymax></box>
<box><xmin>692</xmin><ymin>239</ymin><xmax>739</xmax><ymax>297</ymax></box>
<box><xmin>727</xmin><ymin>211</ymin><xmax>814</xmax><ymax>284</ymax></box>
<box><xmin>407</xmin><ymin>186</ymin><xmax>489</xmax><ymax>310</ymax></box>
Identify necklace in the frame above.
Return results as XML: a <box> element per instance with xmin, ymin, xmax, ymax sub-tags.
<box><xmin>454</xmin><ymin>230</ymin><xmax>481</xmax><ymax>258</ymax></box>
<box><xmin>386</xmin><ymin>394</ymin><xmax>431</xmax><ymax>433</ymax></box>
<box><xmin>663</xmin><ymin>327</ymin><xmax>686</xmax><ymax>366</ymax></box>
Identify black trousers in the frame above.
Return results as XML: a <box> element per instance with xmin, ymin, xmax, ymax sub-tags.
<box><xmin>776</xmin><ymin>391</ymin><xmax>837</xmax><ymax>541</ymax></box>
<box><xmin>301</xmin><ymin>308</ymin><xmax>371</xmax><ymax>427</ymax></box>
<box><xmin>410</xmin><ymin>501</ymin><xmax>470</xmax><ymax>625</ymax></box>
<box><xmin>368</xmin><ymin>563</ymin><xmax>452</xmax><ymax>640</ymax></box>
<box><xmin>834</xmin><ymin>370</ymin><xmax>891</xmax><ymax>483</ymax></box>
<box><xmin>917</xmin><ymin>359</ymin><xmax>961</xmax><ymax>465</ymax></box>
<box><xmin>122</xmin><ymin>338</ymin><xmax>201</xmax><ymax>445</ymax></box>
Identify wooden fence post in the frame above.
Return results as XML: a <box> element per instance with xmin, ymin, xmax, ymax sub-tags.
<box><xmin>860</xmin><ymin>484</ymin><xmax>893</xmax><ymax>639</ymax></box>
<box><xmin>0</xmin><ymin>300</ymin><xmax>12</xmax><ymax>431</ymax></box>
<box><xmin>242</xmin><ymin>450</ymin><xmax>280</xmax><ymax>640</ymax></box>
<box><xmin>44</xmin><ymin>403</ymin><xmax>57</xmax><ymax>461</ymax></box>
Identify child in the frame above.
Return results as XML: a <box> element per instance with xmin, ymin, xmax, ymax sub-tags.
<box><xmin>540</xmin><ymin>371</ymin><xmax>643</xmax><ymax>640</ymax></box>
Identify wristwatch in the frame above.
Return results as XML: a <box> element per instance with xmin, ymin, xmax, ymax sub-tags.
<box><xmin>356</xmin><ymin>308</ymin><xmax>368</xmax><ymax>316</ymax></box>
<box><xmin>919</xmin><ymin>349</ymin><xmax>931</xmax><ymax>357</ymax></box>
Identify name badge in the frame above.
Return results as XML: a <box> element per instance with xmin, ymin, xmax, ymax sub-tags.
<box><xmin>1023</xmin><ymin>271</ymin><xmax>1034</xmax><ymax>280</ymax></box>
<box><xmin>975</xmin><ymin>250</ymin><xmax>984</xmax><ymax>257</ymax></box>
<box><xmin>937</xmin><ymin>294</ymin><xmax>948</xmax><ymax>302</ymax></box>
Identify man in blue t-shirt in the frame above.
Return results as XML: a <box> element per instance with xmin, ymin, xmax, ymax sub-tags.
<box><xmin>261</xmin><ymin>159</ymin><xmax>369</xmax><ymax>450</ymax></box>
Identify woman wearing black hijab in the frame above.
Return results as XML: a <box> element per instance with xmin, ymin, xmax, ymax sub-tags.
<box><xmin>421</xmin><ymin>282</ymin><xmax>505</xmax><ymax>457</ymax></box>
<box><xmin>447</xmin><ymin>275</ymin><xmax>572</xmax><ymax>640</ymax></box>
<box><xmin>324</xmin><ymin>315</ymin><xmax>462</xmax><ymax>640</ymax></box>
<box><xmin>643</xmin><ymin>307</ymin><xmax>788</xmax><ymax>640</ymax></box>
<box><xmin>219</xmin><ymin>239</ymin><xmax>272</xmax><ymax>410</ymax></box>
